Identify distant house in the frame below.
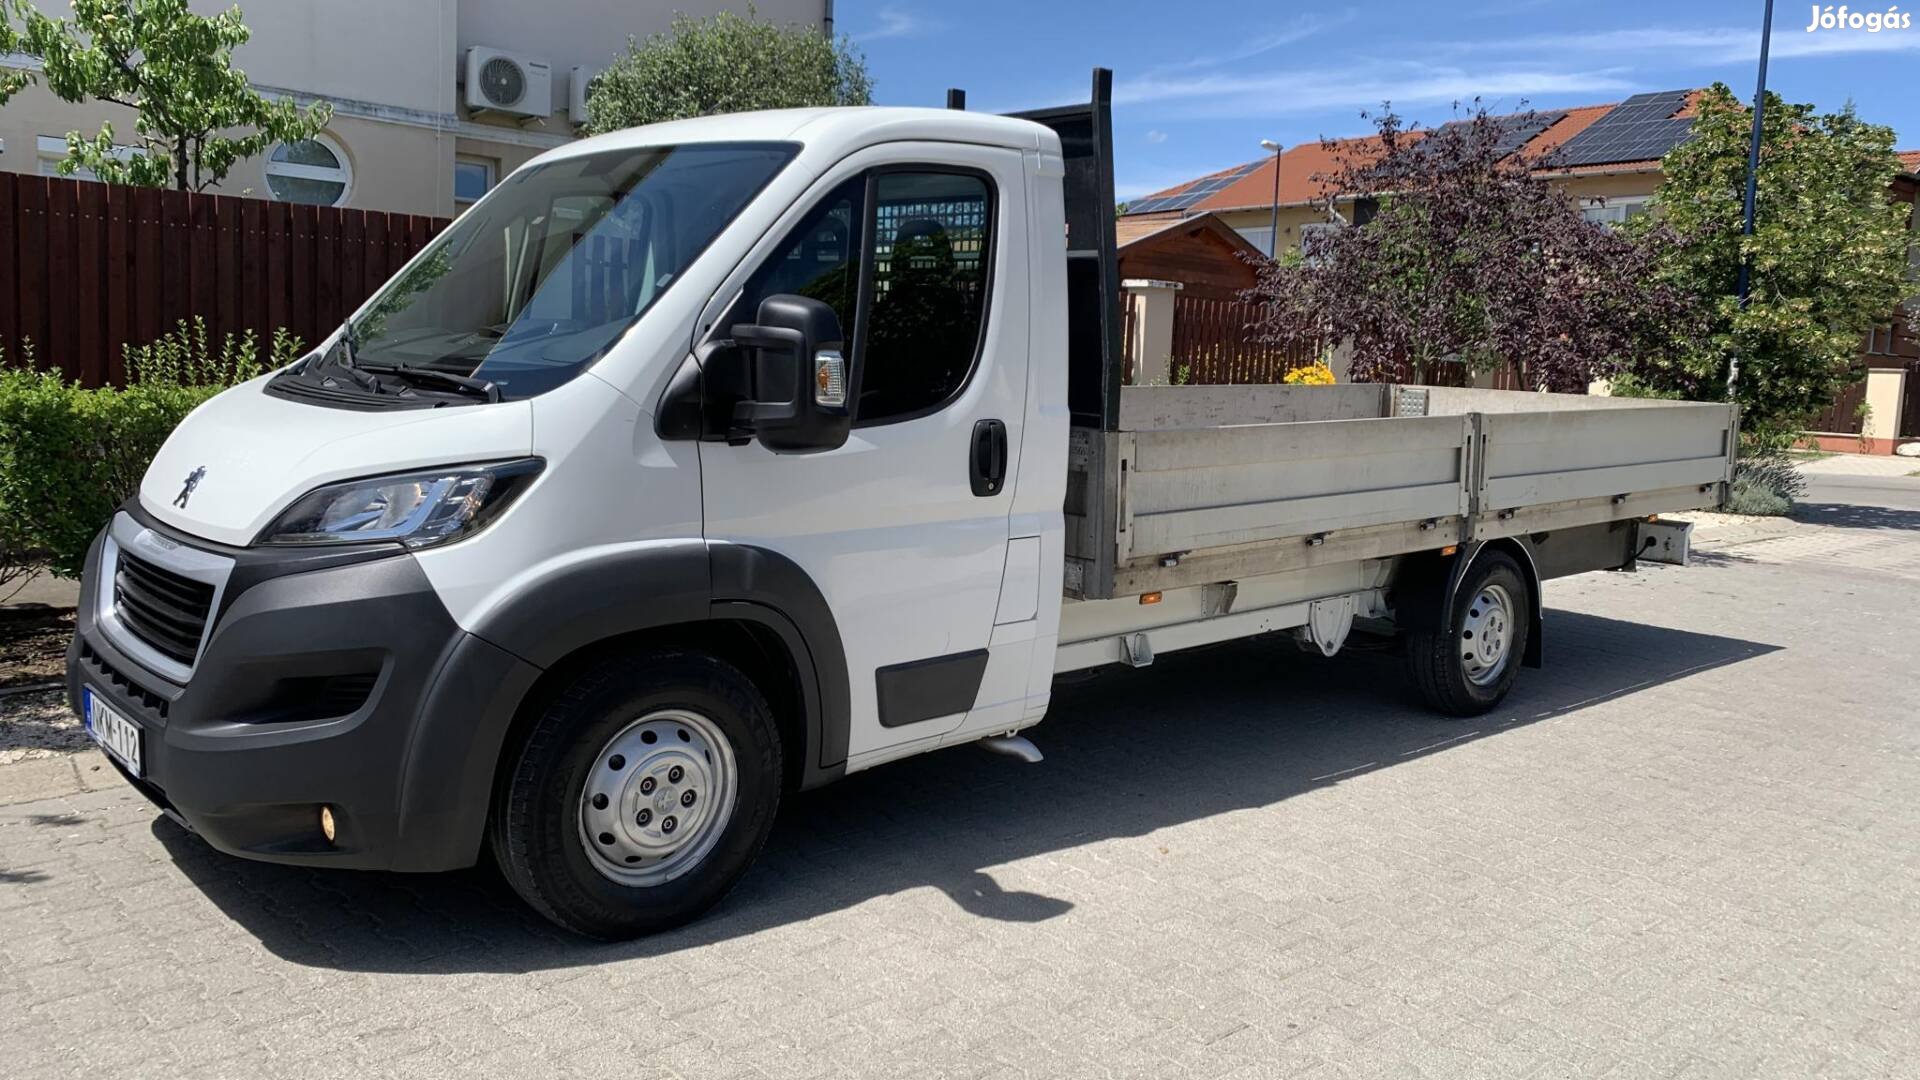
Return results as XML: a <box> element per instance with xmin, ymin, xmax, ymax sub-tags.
<box><xmin>0</xmin><ymin>0</ymin><xmax>832</xmax><ymax>218</ymax></box>
<box><xmin>1127</xmin><ymin>96</ymin><xmax>1920</xmax><ymax>441</ymax></box>
<box><xmin>1121</xmin><ymin>92</ymin><xmax>1701</xmax><ymax>256</ymax></box>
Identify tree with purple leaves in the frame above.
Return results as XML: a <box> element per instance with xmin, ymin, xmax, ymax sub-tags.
<box><xmin>1248</xmin><ymin>104</ymin><xmax>1698</xmax><ymax>392</ymax></box>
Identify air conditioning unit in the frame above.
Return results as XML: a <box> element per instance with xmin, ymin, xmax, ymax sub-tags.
<box><xmin>568</xmin><ymin>65</ymin><xmax>599</xmax><ymax>128</ymax></box>
<box><xmin>464</xmin><ymin>47</ymin><xmax>552</xmax><ymax>121</ymax></box>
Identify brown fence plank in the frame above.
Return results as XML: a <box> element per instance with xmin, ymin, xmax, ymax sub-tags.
<box><xmin>160</xmin><ymin>188</ymin><xmax>192</xmax><ymax>344</ymax></box>
<box><xmin>45</xmin><ymin>180</ymin><xmax>79</xmax><ymax>378</ymax></box>
<box><xmin>16</xmin><ymin>177</ymin><xmax>48</xmax><ymax>366</ymax></box>
<box><xmin>0</xmin><ymin>174</ymin><xmax>17</xmax><ymax>364</ymax></box>
<box><xmin>315</xmin><ymin>205</ymin><xmax>340</xmax><ymax>330</ymax></box>
<box><xmin>75</xmin><ymin>182</ymin><xmax>104</xmax><ymax>386</ymax></box>
<box><xmin>104</xmin><ymin>185</ymin><xmax>130</xmax><ymax>385</ymax></box>
<box><xmin>132</xmin><ymin>186</ymin><xmax>161</xmax><ymax>349</ymax></box>
<box><xmin>214</xmin><ymin>196</ymin><xmax>240</xmax><ymax>350</ymax></box>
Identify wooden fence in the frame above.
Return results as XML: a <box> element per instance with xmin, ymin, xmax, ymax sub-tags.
<box><xmin>1166</xmin><ymin>294</ymin><xmax>1316</xmax><ymax>384</ymax></box>
<box><xmin>0</xmin><ymin>174</ymin><xmax>448</xmax><ymax>386</ymax></box>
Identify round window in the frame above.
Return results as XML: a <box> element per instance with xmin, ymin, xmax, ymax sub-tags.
<box><xmin>263</xmin><ymin>135</ymin><xmax>352</xmax><ymax>207</ymax></box>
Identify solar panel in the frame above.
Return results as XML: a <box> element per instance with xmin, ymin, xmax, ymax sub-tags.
<box><xmin>1122</xmin><ymin>160</ymin><xmax>1265</xmax><ymax>215</ymax></box>
<box><xmin>1408</xmin><ymin>110</ymin><xmax>1566</xmax><ymax>167</ymax></box>
<box><xmin>1553</xmin><ymin>91</ymin><xmax>1694</xmax><ymax>167</ymax></box>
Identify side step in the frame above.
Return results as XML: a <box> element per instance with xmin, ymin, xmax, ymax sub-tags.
<box><xmin>976</xmin><ymin>733</ymin><xmax>1043</xmax><ymax>763</ymax></box>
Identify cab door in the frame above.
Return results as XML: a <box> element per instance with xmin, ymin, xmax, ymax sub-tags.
<box><xmin>698</xmin><ymin>143</ymin><xmax>1031</xmax><ymax>766</ymax></box>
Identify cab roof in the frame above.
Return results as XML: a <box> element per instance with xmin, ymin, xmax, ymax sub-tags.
<box><xmin>535</xmin><ymin>107</ymin><xmax>1057</xmax><ymax>168</ymax></box>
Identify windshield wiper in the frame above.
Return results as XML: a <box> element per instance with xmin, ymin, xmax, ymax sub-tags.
<box><xmin>351</xmin><ymin>361</ymin><xmax>502</xmax><ymax>403</ymax></box>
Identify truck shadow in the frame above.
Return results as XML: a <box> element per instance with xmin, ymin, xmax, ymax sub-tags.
<box><xmin>150</xmin><ymin>608</ymin><xmax>1778</xmax><ymax>973</ymax></box>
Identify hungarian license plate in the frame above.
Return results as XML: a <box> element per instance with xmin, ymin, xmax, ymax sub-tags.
<box><xmin>83</xmin><ymin>688</ymin><xmax>143</xmax><ymax>777</ymax></box>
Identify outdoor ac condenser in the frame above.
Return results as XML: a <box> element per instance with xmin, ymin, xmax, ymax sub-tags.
<box><xmin>464</xmin><ymin>46</ymin><xmax>552</xmax><ymax>121</ymax></box>
<box><xmin>569</xmin><ymin>66</ymin><xmax>599</xmax><ymax>128</ymax></box>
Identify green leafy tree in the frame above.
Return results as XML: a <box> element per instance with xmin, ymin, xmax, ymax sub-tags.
<box><xmin>585</xmin><ymin>7</ymin><xmax>871</xmax><ymax>134</ymax></box>
<box><xmin>2</xmin><ymin>0</ymin><xmax>332</xmax><ymax>191</ymax></box>
<box><xmin>1621</xmin><ymin>83</ymin><xmax>1913</xmax><ymax>440</ymax></box>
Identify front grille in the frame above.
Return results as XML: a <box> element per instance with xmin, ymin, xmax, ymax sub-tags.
<box><xmin>113</xmin><ymin>550</ymin><xmax>215</xmax><ymax>666</ymax></box>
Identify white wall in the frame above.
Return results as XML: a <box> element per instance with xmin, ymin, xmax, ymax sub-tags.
<box><xmin>455</xmin><ymin>0</ymin><xmax>830</xmax><ymax>118</ymax></box>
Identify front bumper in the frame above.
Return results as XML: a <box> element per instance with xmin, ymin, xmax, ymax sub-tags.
<box><xmin>67</xmin><ymin>507</ymin><xmax>539</xmax><ymax>871</ymax></box>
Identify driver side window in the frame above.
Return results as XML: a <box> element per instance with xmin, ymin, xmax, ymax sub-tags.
<box><xmin>728</xmin><ymin>167</ymin><xmax>995</xmax><ymax>426</ymax></box>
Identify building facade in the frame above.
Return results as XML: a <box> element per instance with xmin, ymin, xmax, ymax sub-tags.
<box><xmin>0</xmin><ymin>0</ymin><xmax>831</xmax><ymax>217</ymax></box>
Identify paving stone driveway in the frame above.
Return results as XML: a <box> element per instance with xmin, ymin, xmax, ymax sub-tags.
<box><xmin>3</xmin><ymin>504</ymin><xmax>1917</xmax><ymax>1079</ymax></box>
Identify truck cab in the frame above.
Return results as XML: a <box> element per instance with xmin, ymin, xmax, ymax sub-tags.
<box><xmin>70</xmin><ymin>102</ymin><xmax>1082</xmax><ymax>939</ymax></box>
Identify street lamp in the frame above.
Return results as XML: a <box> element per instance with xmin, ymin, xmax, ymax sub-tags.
<box><xmin>1259</xmin><ymin>138</ymin><xmax>1283</xmax><ymax>259</ymax></box>
<box><xmin>1730</xmin><ymin>0</ymin><xmax>1775</xmax><ymax>397</ymax></box>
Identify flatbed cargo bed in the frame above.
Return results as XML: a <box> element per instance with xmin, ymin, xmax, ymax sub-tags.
<box><xmin>1064</xmin><ymin>383</ymin><xmax>1736</xmax><ymax>600</ymax></box>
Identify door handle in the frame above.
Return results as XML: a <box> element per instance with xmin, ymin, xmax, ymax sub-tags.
<box><xmin>970</xmin><ymin>419</ymin><xmax>1007</xmax><ymax>497</ymax></box>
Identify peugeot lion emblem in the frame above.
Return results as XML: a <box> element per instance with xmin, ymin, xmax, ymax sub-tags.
<box><xmin>174</xmin><ymin>466</ymin><xmax>206</xmax><ymax>508</ymax></box>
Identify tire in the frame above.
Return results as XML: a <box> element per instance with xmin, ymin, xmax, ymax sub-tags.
<box><xmin>1406</xmin><ymin>551</ymin><xmax>1530</xmax><ymax>718</ymax></box>
<box><xmin>489</xmin><ymin>649</ymin><xmax>783</xmax><ymax>940</ymax></box>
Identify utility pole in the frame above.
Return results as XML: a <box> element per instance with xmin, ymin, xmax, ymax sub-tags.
<box><xmin>1730</xmin><ymin>0</ymin><xmax>1775</xmax><ymax>398</ymax></box>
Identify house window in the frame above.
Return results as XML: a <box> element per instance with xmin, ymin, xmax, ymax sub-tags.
<box><xmin>1581</xmin><ymin>197</ymin><xmax>1650</xmax><ymax>227</ymax></box>
<box><xmin>455</xmin><ymin>156</ymin><xmax>496</xmax><ymax>208</ymax></box>
<box><xmin>263</xmin><ymin>134</ymin><xmax>352</xmax><ymax>207</ymax></box>
<box><xmin>1867</xmin><ymin>324</ymin><xmax>1897</xmax><ymax>356</ymax></box>
<box><xmin>1300</xmin><ymin>221</ymin><xmax>1341</xmax><ymax>265</ymax></box>
<box><xmin>1235</xmin><ymin>225</ymin><xmax>1277</xmax><ymax>256</ymax></box>
<box><xmin>36</xmin><ymin>135</ymin><xmax>137</xmax><ymax>180</ymax></box>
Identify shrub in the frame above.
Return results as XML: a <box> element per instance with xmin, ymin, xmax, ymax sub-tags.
<box><xmin>0</xmin><ymin>321</ymin><xmax>300</xmax><ymax>578</ymax></box>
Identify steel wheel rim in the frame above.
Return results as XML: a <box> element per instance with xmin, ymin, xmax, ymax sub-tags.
<box><xmin>578</xmin><ymin>708</ymin><xmax>737</xmax><ymax>887</ymax></box>
<box><xmin>1459</xmin><ymin>583</ymin><xmax>1515</xmax><ymax>687</ymax></box>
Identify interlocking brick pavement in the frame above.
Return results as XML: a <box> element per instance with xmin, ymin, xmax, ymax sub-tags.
<box><xmin>4</xmin><ymin>503</ymin><xmax>1917</xmax><ymax>1079</ymax></box>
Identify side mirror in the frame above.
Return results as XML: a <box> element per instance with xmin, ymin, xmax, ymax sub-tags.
<box><xmin>730</xmin><ymin>294</ymin><xmax>851</xmax><ymax>453</ymax></box>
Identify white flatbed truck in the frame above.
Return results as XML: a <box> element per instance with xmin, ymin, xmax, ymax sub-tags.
<box><xmin>68</xmin><ymin>70</ymin><xmax>1734</xmax><ymax>938</ymax></box>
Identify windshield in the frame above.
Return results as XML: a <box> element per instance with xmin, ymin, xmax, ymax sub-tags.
<box><xmin>320</xmin><ymin>142</ymin><xmax>794</xmax><ymax>402</ymax></box>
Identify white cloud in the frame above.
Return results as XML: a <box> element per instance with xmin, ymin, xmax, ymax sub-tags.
<box><xmin>1114</xmin><ymin>62</ymin><xmax>1637</xmax><ymax>120</ymax></box>
<box><xmin>1447</xmin><ymin>24</ymin><xmax>1920</xmax><ymax>64</ymax></box>
<box><xmin>1145</xmin><ymin>129</ymin><xmax>1169</xmax><ymax>144</ymax></box>
<box><xmin>857</xmin><ymin>6</ymin><xmax>933</xmax><ymax>43</ymax></box>
<box><xmin>1146</xmin><ymin>12</ymin><xmax>1359</xmax><ymax>74</ymax></box>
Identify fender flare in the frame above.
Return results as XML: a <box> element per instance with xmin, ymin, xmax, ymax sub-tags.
<box><xmin>1394</xmin><ymin>539</ymin><xmax>1544</xmax><ymax>669</ymax></box>
<box><xmin>471</xmin><ymin>541</ymin><xmax>850</xmax><ymax>788</ymax></box>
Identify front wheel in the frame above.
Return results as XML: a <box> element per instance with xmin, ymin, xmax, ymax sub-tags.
<box><xmin>489</xmin><ymin>650</ymin><xmax>783</xmax><ymax>939</ymax></box>
<box><xmin>1405</xmin><ymin>551</ymin><xmax>1530</xmax><ymax>717</ymax></box>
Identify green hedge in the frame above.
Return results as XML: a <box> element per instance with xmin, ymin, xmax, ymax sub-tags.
<box><xmin>0</xmin><ymin>322</ymin><xmax>299</xmax><ymax>578</ymax></box>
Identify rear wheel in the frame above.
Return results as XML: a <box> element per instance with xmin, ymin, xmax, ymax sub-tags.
<box><xmin>490</xmin><ymin>650</ymin><xmax>782</xmax><ymax>939</ymax></box>
<box><xmin>1406</xmin><ymin>551</ymin><xmax>1530</xmax><ymax>717</ymax></box>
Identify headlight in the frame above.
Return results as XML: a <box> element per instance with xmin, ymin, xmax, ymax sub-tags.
<box><xmin>256</xmin><ymin>458</ymin><xmax>543</xmax><ymax>548</ymax></box>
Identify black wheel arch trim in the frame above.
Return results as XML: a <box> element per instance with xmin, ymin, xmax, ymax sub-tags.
<box><xmin>470</xmin><ymin>540</ymin><xmax>849</xmax><ymax>790</ymax></box>
<box><xmin>1451</xmin><ymin>540</ymin><xmax>1544</xmax><ymax>670</ymax></box>
<box><xmin>1394</xmin><ymin>539</ymin><xmax>1544</xmax><ymax>670</ymax></box>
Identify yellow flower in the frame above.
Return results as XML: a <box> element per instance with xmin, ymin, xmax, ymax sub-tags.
<box><xmin>1283</xmin><ymin>361</ymin><xmax>1336</xmax><ymax>386</ymax></box>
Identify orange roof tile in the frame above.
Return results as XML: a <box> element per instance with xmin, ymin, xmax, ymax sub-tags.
<box><xmin>1899</xmin><ymin>149</ymin><xmax>1920</xmax><ymax>175</ymax></box>
<box><xmin>1126</xmin><ymin>96</ymin><xmax>1682</xmax><ymax>216</ymax></box>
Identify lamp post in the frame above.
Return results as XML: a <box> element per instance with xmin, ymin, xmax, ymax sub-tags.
<box><xmin>1259</xmin><ymin>138</ymin><xmax>1283</xmax><ymax>258</ymax></box>
<box><xmin>1729</xmin><ymin>0</ymin><xmax>1775</xmax><ymax>398</ymax></box>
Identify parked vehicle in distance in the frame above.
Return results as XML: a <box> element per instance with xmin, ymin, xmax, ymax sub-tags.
<box><xmin>68</xmin><ymin>71</ymin><xmax>1733</xmax><ymax>938</ymax></box>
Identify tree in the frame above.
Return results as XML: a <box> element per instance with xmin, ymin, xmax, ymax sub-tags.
<box><xmin>1250</xmin><ymin>105</ymin><xmax>1697</xmax><ymax>391</ymax></box>
<box><xmin>1619</xmin><ymin>84</ymin><xmax>1912</xmax><ymax>441</ymax></box>
<box><xmin>2</xmin><ymin>0</ymin><xmax>332</xmax><ymax>191</ymax></box>
<box><xmin>585</xmin><ymin>7</ymin><xmax>870</xmax><ymax>134</ymax></box>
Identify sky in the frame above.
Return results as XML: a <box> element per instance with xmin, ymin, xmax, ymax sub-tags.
<box><xmin>835</xmin><ymin>0</ymin><xmax>1917</xmax><ymax>200</ymax></box>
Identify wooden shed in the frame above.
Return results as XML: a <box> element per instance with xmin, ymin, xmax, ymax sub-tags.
<box><xmin>1115</xmin><ymin>212</ymin><xmax>1267</xmax><ymax>300</ymax></box>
